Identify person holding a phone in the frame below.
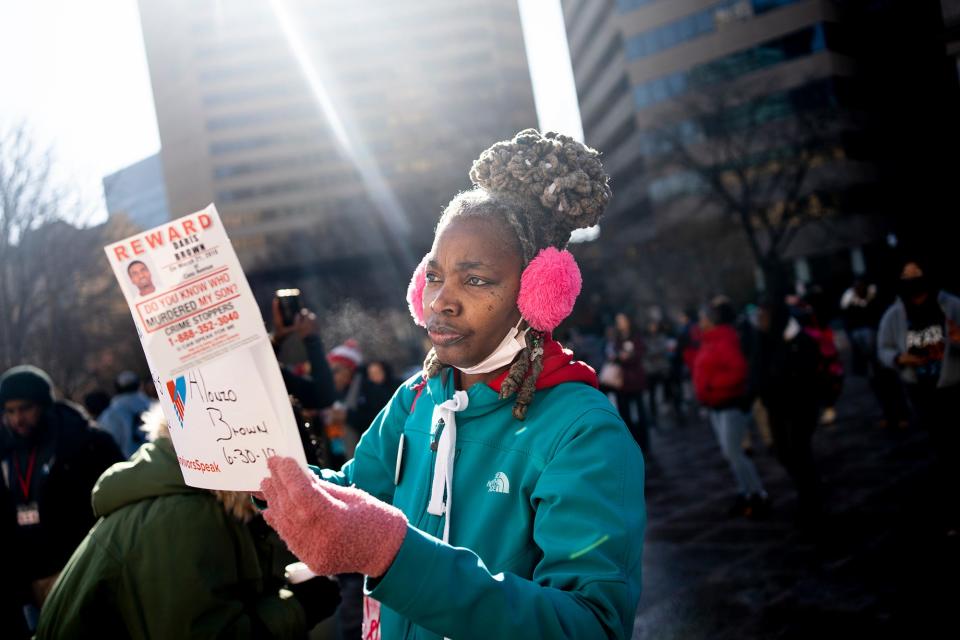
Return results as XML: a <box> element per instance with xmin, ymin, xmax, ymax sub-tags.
<box><xmin>269</xmin><ymin>290</ymin><xmax>339</xmax><ymax>470</ymax></box>
<box><xmin>878</xmin><ymin>260</ymin><xmax>960</xmax><ymax>536</ymax></box>
<box><xmin>270</xmin><ymin>289</ymin><xmax>337</xmax><ymax>415</ymax></box>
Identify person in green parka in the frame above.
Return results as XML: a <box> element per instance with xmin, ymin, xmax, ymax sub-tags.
<box><xmin>259</xmin><ymin>130</ymin><xmax>647</xmax><ymax>639</ymax></box>
<box><xmin>35</xmin><ymin>406</ymin><xmax>340</xmax><ymax>639</ymax></box>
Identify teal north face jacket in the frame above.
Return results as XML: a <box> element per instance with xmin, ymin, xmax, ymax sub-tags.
<box><xmin>319</xmin><ymin>338</ymin><xmax>647</xmax><ymax>639</ymax></box>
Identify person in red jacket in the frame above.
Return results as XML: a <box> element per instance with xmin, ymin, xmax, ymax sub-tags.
<box><xmin>694</xmin><ymin>297</ymin><xmax>769</xmax><ymax>517</ymax></box>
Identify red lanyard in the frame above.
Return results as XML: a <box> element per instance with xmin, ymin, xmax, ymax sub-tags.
<box><xmin>13</xmin><ymin>448</ymin><xmax>37</xmax><ymax>501</ymax></box>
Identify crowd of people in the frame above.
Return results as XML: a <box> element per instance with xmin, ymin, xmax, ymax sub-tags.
<box><xmin>0</xmin><ymin>289</ymin><xmax>415</xmax><ymax>638</ymax></box>
<box><xmin>3</xmin><ymin>257</ymin><xmax>955</xmax><ymax>638</ymax></box>
<box><xmin>2</xmin><ymin>127</ymin><xmax>957</xmax><ymax>638</ymax></box>
<box><xmin>587</xmin><ymin>260</ymin><xmax>959</xmax><ymax>532</ymax></box>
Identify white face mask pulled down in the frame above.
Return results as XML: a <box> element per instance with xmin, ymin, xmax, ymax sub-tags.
<box><xmin>457</xmin><ymin>318</ymin><xmax>529</xmax><ymax>375</ymax></box>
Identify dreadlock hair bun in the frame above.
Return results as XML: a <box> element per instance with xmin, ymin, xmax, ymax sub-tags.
<box><xmin>469</xmin><ymin>128</ymin><xmax>610</xmax><ymax>242</ymax></box>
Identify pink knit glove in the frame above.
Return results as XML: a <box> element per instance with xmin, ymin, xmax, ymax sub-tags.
<box><xmin>260</xmin><ymin>457</ymin><xmax>408</xmax><ymax>577</ymax></box>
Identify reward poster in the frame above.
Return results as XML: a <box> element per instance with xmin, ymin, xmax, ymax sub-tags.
<box><xmin>105</xmin><ymin>204</ymin><xmax>307</xmax><ymax>490</ymax></box>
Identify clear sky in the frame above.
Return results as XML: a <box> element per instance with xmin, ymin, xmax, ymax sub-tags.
<box><xmin>0</xmin><ymin>0</ymin><xmax>582</xmax><ymax>222</ymax></box>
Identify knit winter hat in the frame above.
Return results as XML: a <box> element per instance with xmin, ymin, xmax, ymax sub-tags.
<box><xmin>0</xmin><ymin>365</ymin><xmax>55</xmax><ymax>407</ymax></box>
<box><xmin>327</xmin><ymin>339</ymin><xmax>363</xmax><ymax>372</ymax></box>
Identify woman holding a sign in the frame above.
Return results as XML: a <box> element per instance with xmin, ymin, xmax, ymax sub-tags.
<box><xmin>261</xmin><ymin>130</ymin><xmax>646</xmax><ymax>639</ymax></box>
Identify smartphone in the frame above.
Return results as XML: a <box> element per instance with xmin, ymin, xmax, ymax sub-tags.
<box><xmin>276</xmin><ymin>288</ymin><xmax>302</xmax><ymax>326</ymax></box>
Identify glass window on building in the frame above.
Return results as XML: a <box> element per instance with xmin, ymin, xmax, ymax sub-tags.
<box><xmin>752</xmin><ymin>0</ymin><xmax>804</xmax><ymax>14</ymax></box>
<box><xmin>206</xmin><ymin>104</ymin><xmax>317</xmax><ymax>131</ymax></box>
<box><xmin>634</xmin><ymin>78</ymin><xmax>837</xmax><ymax>160</ymax></box>
<box><xmin>624</xmin><ymin>0</ymin><xmax>804</xmax><ymax>62</ymax></box>
<box><xmin>632</xmin><ymin>24</ymin><xmax>830</xmax><ymax>111</ymax></box>
<box><xmin>616</xmin><ymin>0</ymin><xmax>660</xmax><ymax>14</ymax></box>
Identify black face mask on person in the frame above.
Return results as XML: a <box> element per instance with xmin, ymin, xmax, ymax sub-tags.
<box><xmin>899</xmin><ymin>276</ymin><xmax>930</xmax><ymax>303</ymax></box>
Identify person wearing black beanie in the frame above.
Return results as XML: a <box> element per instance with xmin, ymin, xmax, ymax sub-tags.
<box><xmin>0</xmin><ymin>364</ymin><xmax>122</xmax><ymax>635</ymax></box>
<box><xmin>0</xmin><ymin>365</ymin><xmax>55</xmax><ymax>406</ymax></box>
<box><xmin>0</xmin><ymin>366</ymin><xmax>56</xmax><ymax>443</ymax></box>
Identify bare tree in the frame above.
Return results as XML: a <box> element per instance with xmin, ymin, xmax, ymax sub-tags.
<box><xmin>655</xmin><ymin>80</ymin><xmax>849</xmax><ymax>296</ymax></box>
<box><xmin>0</xmin><ymin>122</ymin><xmax>143</xmax><ymax>397</ymax></box>
<box><xmin>0</xmin><ymin>124</ymin><xmax>65</xmax><ymax>364</ymax></box>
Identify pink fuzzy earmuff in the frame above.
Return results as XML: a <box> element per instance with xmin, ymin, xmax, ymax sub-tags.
<box><xmin>406</xmin><ymin>254</ymin><xmax>429</xmax><ymax>327</ymax></box>
<box><xmin>517</xmin><ymin>247</ymin><xmax>582</xmax><ymax>332</ymax></box>
<box><xmin>406</xmin><ymin>247</ymin><xmax>581</xmax><ymax>332</ymax></box>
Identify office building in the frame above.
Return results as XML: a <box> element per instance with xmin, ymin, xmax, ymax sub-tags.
<box><xmin>561</xmin><ymin>0</ymin><xmax>959</xmax><ymax>302</ymax></box>
<box><xmin>137</xmin><ymin>0</ymin><xmax>537</xmax><ymax>303</ymax></box>
<box><xmin>103</xmin><ymin>153</ymin><xmax>171</xmax><ymax>230</ymax></box>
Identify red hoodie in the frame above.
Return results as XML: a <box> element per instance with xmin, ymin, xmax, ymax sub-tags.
<box><xmin>693</xmin><ymin>325</ymin><xmax>749</xmax><ymax>408</ymax></box>
<box><xmin>410</xmin><ymin>338</ymin><xmax>597</xmax><ymax>413</ymax></box>
<box><xmin>487</xmin><ymin>337</ymin><xmax>599</xmax><ymax>393</ymax></box>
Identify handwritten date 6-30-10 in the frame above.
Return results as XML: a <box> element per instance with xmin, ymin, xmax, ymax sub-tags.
<box><xmin>223</xmin><ymin>446</ymin><xmax>277</xmax><ymax>465</ymax></box>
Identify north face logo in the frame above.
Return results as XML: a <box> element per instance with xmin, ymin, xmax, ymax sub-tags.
<box><xmin>486</xmin><ymin>472</ymin><xmax>510</xmax><ymax>494</ymax></box>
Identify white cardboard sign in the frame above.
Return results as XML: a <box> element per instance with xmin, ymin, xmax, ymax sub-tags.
<box><xmin>104</xmin><ymin>204</ymin><xmax>307</xmax><ymax>490</ymax></box>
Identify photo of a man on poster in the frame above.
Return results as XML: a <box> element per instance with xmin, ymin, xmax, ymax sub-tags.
<box><xmin>127</xmin><ymin>260</ymin><xmax>155</xmax><ymax>297</ymax></box>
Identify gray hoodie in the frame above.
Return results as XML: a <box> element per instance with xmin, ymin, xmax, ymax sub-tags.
<box><xmin>877</xmin><ymin>290</ymin><xmax>960</xmax><ymax>388</ymax></box>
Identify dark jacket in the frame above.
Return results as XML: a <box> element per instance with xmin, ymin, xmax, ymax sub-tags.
<box><xmin>611</xmin><ymin>331</ymin><xmax>646</xmax><ymax>393</ymax></box>
<box><xmin>0</xmin><ymin>402</ymin><xmax>122</xmax><ymax>584</ymax></box>
<box><xmin>279</xmin><ymin>334</ymin><xmax>337</xmax><ymax>410</ymax></box>
<box><xmin>0</xmin><ymin>484</ymin><xmax>29</xmax><ymax>638</ymax></box>
<box><xmin>676</xmin><ymin>321</ymin><xmax>702</xmax><ymax>373</ymax></box>
<box><xmin>753</xmin><ymin>319</ymin><xmax>821</xmax><ymax>415</ymax></box>
<box><xmin>352</xmin><ymin>374</ymin><xmax>400</xmax><ymax>437</ymax></box>
<box><xmin>36</xmin><ymin>438</ymin><xmax>309</xmax><ymax>639</ymax></box>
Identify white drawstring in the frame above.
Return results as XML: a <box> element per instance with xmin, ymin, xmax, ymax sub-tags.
<box><xmin>426</xmin><ymin>390</ymin><xmax>468</xmax><ymax>544</ymax></box>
